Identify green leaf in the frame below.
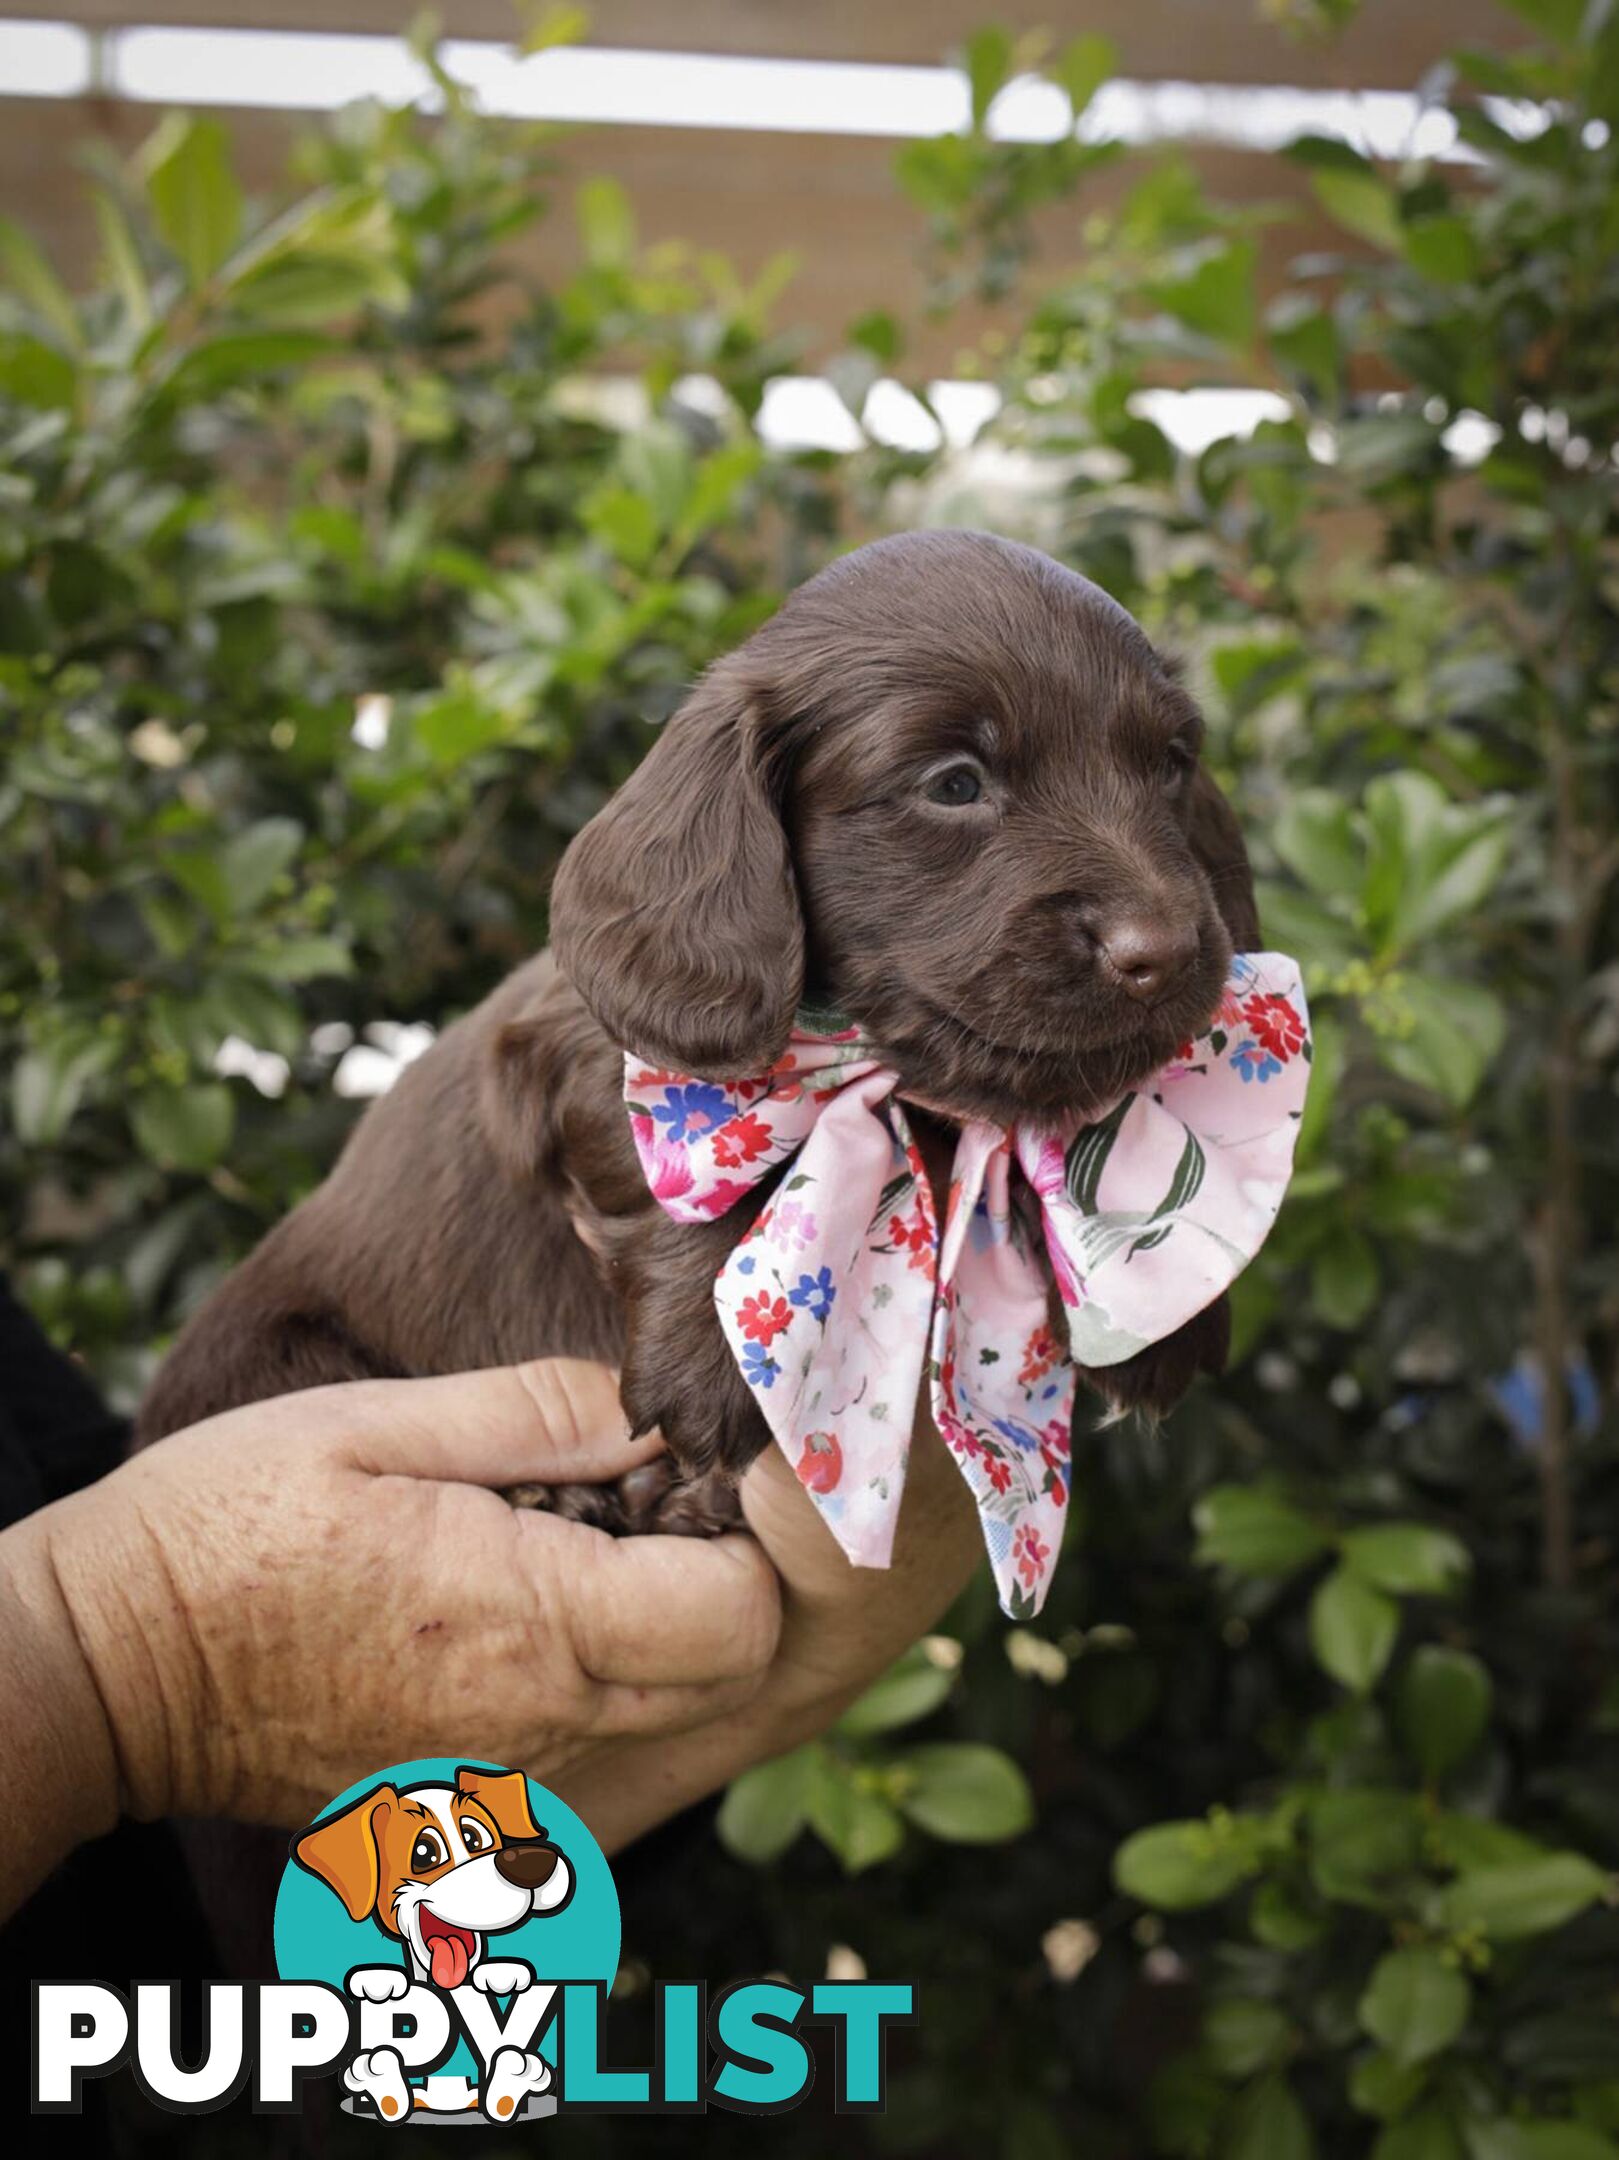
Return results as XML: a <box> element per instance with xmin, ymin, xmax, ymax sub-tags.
<box><xmin>1115</xmin><ymin>1817</ymin><xmax>1265</xmax><ymax>1910</ymax></box>
<box><xmin>1374</xmin><ymin>2108</ymin><xmax>1466</xmax><ymax>2160</ymax></box>
<box><xmin>894</xmin><ymin>1743</ymin><xmax>1032</xmax><ymax>1843</ymax></box>
<box><xmin>1211</xmin><ymin>635</ymin><xmax>1308</xmax><ymax>721</ymax></box>
<box><xmin>716</xmin><ymin>1744</ymin><xmax>818</xmax><ymax>1864</ymax></box>
<box><xmin>142</xmin><ymin>115</ymin><xmax>243</xmax><ymax>286</ymax></box>
<box><xmin>1359</xmin><ymin>1948</ymin><xmax>1472</xmax><ymax>2068</ymax></box>
<box><xmin>1274</xmin><ymin>787</ymin><xmax>1363</xmax><ymax>902</ymax></box>
<box><xmin>1430</xmin><ymin>1815</ymin><xmax>1545</xmax><ymax>1872</ymax></box>
<box><xmin>91</xmin><ymin>188</ymin><xmax>153</xmax><ymax>330</ymax></box>
<box><xmin>1250</xmin><ymin>1880</ymin><xmax>1327</xmax><ymax>1951</ymax></box>
<box><xmin>1310</xmin><ymin>167</ymin><xmax>1404</xmax><ymax>252</ymax></box>
<box><xmin>131</xmin><ymin>1082</ymin><xmax>236</xmax><ymax>1172</ymax></box>
<box><xmin>1341</xmin><ymin>1525</ymin><xmax>1471</xmax><ymax>1597</ymax></box>
<box><xmin>1377</xmin><ymin>976</ymin><xmax>1506</xmax><ymax>1111</ymax></box>
<box><xmin>577</xmin><ymin>176</ymin><xmax>636</xmax><ymax>269</ymax></box>
<box><xmin>1203</xmin><ymin>1997</ymin><xmax>1293</xmax><ymax>2079</ymax></box>
<box><xmin>1148</xmin><ymin>239</ymin><xmax>1257</xmax><ymax>348</ymax></box>
<box><xmin>1467</xmin><ymin>2121</ymin><xmax>1619</xmax><ymax>2160</ymax></box>
<box><xmin>415</xmin><ymin>690</ymin><xmax>513</xmax><ymax>766</ymax></box>
<box><xmin>1403</xmin><ymin>215</ymin><xmax>1480</xmax><ymax>286</ymax></box>
<box><xmin>963</xmin><ymin>26</ymin><xmax>1015</xmax><ymax>130</ymax></box>
<box><xmin>163</xmin><ymin>331</ymin><xmax>333</xmax><ymax>396</ymax></box>
<box><xmin>243</xmin><ymin>937</ymin><xmax>352</xmax><ymax>983</ymax></box>
<box><xmin>1193</xmin><ymin>1485</ymin><xmax>1329</xmax><ymax>1577</ymax></box>
<box><xmin>0</xmin><ymin>217</ymin><xmax>83</xmax><ymax>351</ymax></box>
<box><xmin>1224</xmin><ymin>2072</ymin><xmax>1314</xmax><ymax>2160</ymax></box>
<box><xmin>516</xmin><ymin>0</ymin><xmax>589</xmax><ymax>53</ymax></box>
<box><xmin>837</xmin><ymin>1643</ymin><xmax>955</xmax><ymax>1736</ymax></box>
<box><xmin>1351</xmin><ymin>2050</ymin><xmax>1431</xmax><ymax>2123</ymax></box>
<box><xmin>0</xmin><ymin>328</ymin><xmax>77</xmax><ymax>408</ymax></box>
<box><xmin>12</xmin><ymin>1036</ymin><xmax>119</xmax><ymax>1145</ymax></box>
<box><xmin>219</xmin><ymin>818</ymin><xmax>304</xmax><ymax>914</ymax></box>
<box><xmin>1048</xmin><ymin>32</ymin><xmax>1115</xmax><ymax>118</ymax></box>
<box><xmin>1361</xmin><ymin>774</ymin><xmax>1512</xmax><ymax>954</ymax></box>
<box><xmin>1308</xmin><ymin>1790</ymin><xmax>1423</xmax><ymax>1908</ymax></box>
<box><xmin>1397</xmin><ymin>1647</ymin><xmax>1493</xmax><ymax>1780</ymax></box>
<box><xmin>1310</xmin><ymin>1565</ymin><xmax>1400</xmax><ymax>1693</ymax></box>
<box><xmin>1312</xmin><ymin>1230</ymin><xmax>1379</xmax><ymax>1330</ymax></box>
<box><xmin>806</xmin><ymin>1755</ymin><xmax>907</xmax><ymax>1873</ymax></box>
<box><xmin>1437</xmin><ymin>1855</ymin><xmax>1610</xmax><ymax>1942</ymax></box>
<box><xmin>1490</xmin><ymin>0</ymin><xmax>1585</xmax><ymax>44</ymax></box>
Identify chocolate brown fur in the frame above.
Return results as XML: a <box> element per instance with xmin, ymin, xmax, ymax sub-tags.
<box><xmin>138</xmin><ymin>531</ymin><xmax>1260</xmax><ymax>1511</ymax></box>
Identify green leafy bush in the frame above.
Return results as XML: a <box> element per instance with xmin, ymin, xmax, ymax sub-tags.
<box><xmin>3</xmin><ymin>4</ymin><xmax>1618</xmax><ymax>2154</ymax></box>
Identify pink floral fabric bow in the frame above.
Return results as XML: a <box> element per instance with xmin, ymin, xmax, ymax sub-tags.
<box><xmin>624</xmin><ymin>953</ymin><xmax>1310</xmax><ymax>1617</ymax></box>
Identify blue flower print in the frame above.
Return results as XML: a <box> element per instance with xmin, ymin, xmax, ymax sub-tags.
<box><xmin>788</xmin><ymin>1267</ymin><xmax>837</xmax><ymax>1322</ymax></box>
<box><xmin>991</xmin><ymin>1414</ymin><xmax>1042</xmax><ymax>1454</ymax></box>
<box><xmin>742</xmin><ymin>1340</ymin><xmax>779</xmax><ymax>1389</ymax></box>
<box><xmin>737</xmin><ymin>1255</ymin><xmax>756</xmax><ymax>1275</ymax></box>
<box><xmin>652</xmin><ymin>1081</ymin><xmax>733</xmax><ymax>1145</ymax></box>
<box><xmin>1230</xmin><ymin>1038</ymin><xmax>1281</xmax><ymax>1085</ymax></box>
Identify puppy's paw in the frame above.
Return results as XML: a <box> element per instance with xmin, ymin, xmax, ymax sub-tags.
<box><xmin>1083</xmin><ymin>1295</ymin><xmax>1231</xmax><ymax>1421</ymax></box>
<box><xmin>344</xmin><ymin>2045</ymin><xmax>412</xmax><ymax>2122</ymax></box>
<box><xmin>470</xmin><ymin>1958</ymin><xmax>533</xmax><ymax>1996</ymax></box>
<box><xmin>347</xmin><ymin>1965</ymin><xmax>411</xmax><ymax>2004</ymax></box>
<box><xmin>483</xmin><ymin>2045</ymin><xmax>551</xmax><ymax>2122</ymax></box>
<box><xmin>505</xmin><ymin>1459</ymin><xmax>743</xmax><ymax>1538</ymax></box>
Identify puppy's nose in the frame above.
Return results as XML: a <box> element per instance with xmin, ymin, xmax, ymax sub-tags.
<box><xmin>493</xmin><ymin>1841</ymin><xmax>561</xmax><ymax>1890</ymax></box>
<box><xmin>1099</xmin><ymin>918</ymin><xmax>1198</xmax><ymax>1003</ymax></box>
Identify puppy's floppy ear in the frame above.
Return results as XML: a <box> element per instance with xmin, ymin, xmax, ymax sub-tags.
<box><xmin>1187</xmin><ymin>763</ymin><xmax>1261</xmax><ymax>950</ymax></box>
<box><xmin>549</xmin><ymin>664</ymin><xmax>804</xmax><ymax>1077</ymax></box>
<box><xmin>455</xmin><ymin>1765</ymin><xmax>542</xmax><ymax>1843</ymax></box>
<box><xmin>292</xmin><ymin>1784</ymin><xmax>397</xmax><ymax>1922</ymax></box>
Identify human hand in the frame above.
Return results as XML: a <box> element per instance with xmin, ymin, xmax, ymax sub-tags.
<box><xmin>552</xmin><ymin>1392</ymin><xmax>983</xmax><ymax>1849</ymax></box>
<box><xmin>11</xmin><ymin>1360</ymin><xmax>782</xmax><ymax>1861</ymax></box>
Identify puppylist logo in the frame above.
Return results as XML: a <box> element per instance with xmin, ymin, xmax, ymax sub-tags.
<box><xmin>31</xmin><ymin>1757</ymin><xmax>915</xmax><ymax>2122</ymax></box>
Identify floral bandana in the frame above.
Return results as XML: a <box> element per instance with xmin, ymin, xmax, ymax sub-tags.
<box><xmin>624</xmin><ymin>952</ymin><xmax>1311</xmax><ymax>1618</ymax></box>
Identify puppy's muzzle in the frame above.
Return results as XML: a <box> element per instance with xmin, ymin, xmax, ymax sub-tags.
<box><xmin>494</xmin><ymin>1840</ymin><xmax>563</xmax><ymax>1891</ymax></box>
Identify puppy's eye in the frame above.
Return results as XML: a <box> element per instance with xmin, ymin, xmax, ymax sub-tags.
<box><xmin>459</xmin><ymin>1819</ymin><xmax>491</xmax><ymax>1855</ymax></box>
<box><xmin>410</xmin><ymin>1830</ymin><xmax>447</xmax><ymax>1873</ymax></box>
<box><xmin>1161</xmin><ymin>744</ymin><xmax>1194</xmax><ymax>793</ymax></box>
<box><xmin>926</xmin><ymin>764</ymin><xmax>985</xmax><ymax>807</ymax></box>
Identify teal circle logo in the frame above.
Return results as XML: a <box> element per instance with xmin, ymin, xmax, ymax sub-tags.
<box><xmin>274</xmin><ymin>1758</ymin><xmax>618</xmax><ymax>2119</ymax></box>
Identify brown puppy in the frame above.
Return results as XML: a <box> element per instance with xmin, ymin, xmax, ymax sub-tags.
<box><xmin>138</xmin><ymin>530</ymin><xmax>1259</xmax><ymax>1531</ymax></box>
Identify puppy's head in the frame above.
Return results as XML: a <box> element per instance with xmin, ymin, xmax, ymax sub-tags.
<box><xmin>552</xmin><ymin>530</ymin><xmax>1257</xmax><ymax>1124</ymax></box>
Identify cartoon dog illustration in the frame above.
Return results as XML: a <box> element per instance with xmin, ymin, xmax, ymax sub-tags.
<box><xmin>293</xmin><ymin>1765</ymin><xmax>573</xmax><ymax>2122</ymax></box>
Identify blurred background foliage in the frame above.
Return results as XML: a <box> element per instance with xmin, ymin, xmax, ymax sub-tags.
<box><xmin>3</xmin><ymin>0</ymin><xmax>1619</xmax><ymax>2155</ymax></box>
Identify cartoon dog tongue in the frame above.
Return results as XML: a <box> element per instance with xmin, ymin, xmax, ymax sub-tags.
<box><xmin>424</xmin><ymin>1920</ymin><xmax>473</xmax><ymax>1990</ymax></box>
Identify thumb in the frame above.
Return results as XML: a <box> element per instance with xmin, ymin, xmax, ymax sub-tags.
<box><xmin>329</xmin><ymin>1359</ymin><xmax>662</xmax><ymax>1489</ymax></box>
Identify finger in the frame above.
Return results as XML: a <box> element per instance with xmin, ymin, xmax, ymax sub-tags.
<box><xmin>592</xmin><ymin>1670</ymin><xmax>772</xmax><ymax>1739</ymax></box>
<box><xmin>336</xmin><ymin>1360</ymin><xmax>664</xmax><ymax>1488</ymax></box>
<box><xmin>533</xmin><ymin>1526</ymin><xmax>782</xmax><ymax>1688</ymax></box>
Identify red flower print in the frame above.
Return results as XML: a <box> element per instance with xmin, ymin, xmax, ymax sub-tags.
<box><xmin>1019</xmin><ymin>1324</ymin><xmax>1059</xmax><ymax>1387</ymax></box>
<box><xmin>1014</xmin><ymin>1524</ymin><xmax>1052</xmax><ymax>1587</ymax></box>
<box><xmin>1241</xmin><ymin>992</ymin><xmax>1306</xmax><ymax>1061</ymax></box>
<box><xmin>737</xmin><ymin>1292</ymin><xmax>792</xmax><ymax>1347</ymax></box>
<box><xmin>986</xmin><ymin>1458</ymin><xmax>1013</xmax><ymax>1495</ymax></box>
<box><xmin>1039</xmin><ymin>1418</ymin><xmax>1071</xmax><ymax>1460</ymax></box>
<box><xmin>1215</xmin><ymin>988</ymin><xmax>1245</xmax><ymax>1030</ymax></box>
<box><xmin>712</xmin><ymin>1111</ymin><xmax>772</xmax><ymax>1167</ymax></box>
<box><xmin>796</xmin><ymin>1431</ymin><xmax>843</xmax><ymax>1493</ymax></box>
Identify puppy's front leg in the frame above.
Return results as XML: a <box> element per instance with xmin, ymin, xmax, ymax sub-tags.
<box><xmin>508</xmin><ymin>1211</ymin><xmax>767</xmax><ymax>1538</ymax></box>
